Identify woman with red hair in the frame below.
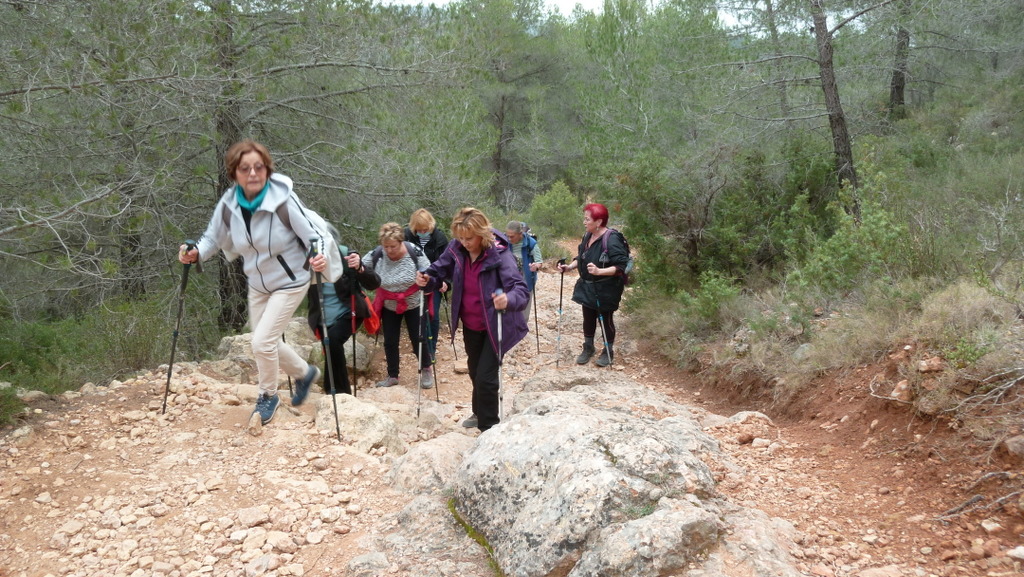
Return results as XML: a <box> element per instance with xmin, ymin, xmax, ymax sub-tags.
<box><xmin>557</xmin><ymin>203</ymin><xmax>630</xmax><ymax>367</ymax></box>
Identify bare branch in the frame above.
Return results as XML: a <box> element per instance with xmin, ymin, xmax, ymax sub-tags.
<box><xmin>0</xmin><ymin>73</ymin><xmax>178</xmax><ymax>99</ymax></box>
<box><xmin>829</xmin><ymin>0</ymin><xmax>899</xmax><ymax>36</ymax></box>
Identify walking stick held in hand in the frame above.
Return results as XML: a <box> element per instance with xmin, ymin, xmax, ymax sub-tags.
<box><xmin>555</xmin><ymin>258</ymin><xmax>566</xmax><ymax>367</ymax></box>
<box><xmin>442</xmin><ymin>290</ymin><xmax>457</xmax><ymax>361</ymax></box>
<box><xmin>282</xmin><ymin>334</ymin><xmax>293</xmax><ymax>397</ymax></box>
<box><xmin>595</xmin><ymin>291</ymin><xmax>612</xmax><ymax>368</ymax></box>
<box><xmin>163</xmin><ymin>240</ymin><xmax>196</xmax><ymax>415</ymax></box>
<box><xmin>495</xmin><ymin>288</ymin><xmax>505</xmax><ymax>422</ymax></box>
<box><xmin>311</xmin><ymin>238</ymin><xmax>342</xmax><ymax>441</ymax></box>
<box><xmin>421</xmin><ymin>284</ymin><xmax>440</xmax><ymax>403</ymax></box>
<box><xmin>416</xmin><ymin>281</ymin><xmax>426</xmax><ymax>419</ymax></box>
<box><xmin>350</xmin><ymin>248</ymin><xmax>358</xmax><ymax>398</ymax></box>
<box><xmin>532</xmin><ymin>282</ymin><xmax>540</xmax><ymax>355</ymax></box>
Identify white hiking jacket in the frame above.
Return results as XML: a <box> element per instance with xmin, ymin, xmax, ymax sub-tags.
<box><xmin>196</xmin><ymin>173</ymin><xmax>324</xmax><ymax>294</ymax></box>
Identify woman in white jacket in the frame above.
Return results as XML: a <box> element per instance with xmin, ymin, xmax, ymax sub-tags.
<box><xmin>178</xmin><ymin>139</ymin><xmax>323</xmax><ymax>426</ymax></box>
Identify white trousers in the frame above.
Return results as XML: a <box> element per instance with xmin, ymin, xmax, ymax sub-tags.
<box><xmin>248</xmin><ymin>285</ymin><xmax>308</xmax><ymax>395</ymax></box>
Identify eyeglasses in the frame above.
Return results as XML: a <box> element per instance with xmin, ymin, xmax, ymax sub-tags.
<box><xmin>238</xmin><ymin>163</ymin><xmax>266</xmax><ymax>174</ymax></box>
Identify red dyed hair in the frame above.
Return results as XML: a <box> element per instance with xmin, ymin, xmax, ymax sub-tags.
<box><xmin>584</xmin><ymin>203</ymin><xmax>609</xmax><ymax>228</ymax></box>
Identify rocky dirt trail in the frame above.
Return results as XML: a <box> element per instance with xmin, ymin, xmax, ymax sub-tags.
<box><xmin>1</xmin><ymin>258</ymin><xmax>1023</xmax><ymax>577</ymax></box>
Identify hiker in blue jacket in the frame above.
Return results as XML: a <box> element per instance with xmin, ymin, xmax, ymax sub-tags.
<box><xmin>416</xmin><ymin>207</ymin><xmax>529</xmax><ymax>432</ymax></box>
<box><xmin>505</xmin><ymin>220</ymin><xmax>543</xmax><ymax>323</ymax></box>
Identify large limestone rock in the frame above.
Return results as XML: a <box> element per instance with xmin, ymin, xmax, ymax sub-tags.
<box><xmin>314</xmin><ymin>393</ymin><xmax>408</xmax><ymax>456</ymax></box>
<box><xmin>450</xmin><ymin>370</ymin><xmax>802</xmax><ymax>577</ymax></box>
<box><xmin>389</xmin><ymin>432</ymin><xmax>477</xmax><ymax>494</ymax></box>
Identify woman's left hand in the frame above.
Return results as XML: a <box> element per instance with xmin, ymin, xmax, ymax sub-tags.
<box><xmin>492</xmin><ymin>290</ymin><xmax>508</xmax><ymax>311</ymax></box>
<box><xmin>310</xmin><ymin>253</ymin><xmax>327</xmax><ymax>272</ymax></box>
<box><xmin>345</xmin><ymin>252</ymin><xmax>361</xmax><ymax>270</ymax></box>
<box><xmin>586</xmin><ymin>262</ymin><xmax>607</xmax><ymax>276</ymax></box>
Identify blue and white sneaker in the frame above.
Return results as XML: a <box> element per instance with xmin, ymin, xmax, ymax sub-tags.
<box><xmin>291</xmin><ymin>365</ymin><xmax>321</xmax><ymax>406</ymax></box>
<box><xmin>254</xmin><ymin>393</ymin><xmax>280</xmax><ymax>425</ymax></box>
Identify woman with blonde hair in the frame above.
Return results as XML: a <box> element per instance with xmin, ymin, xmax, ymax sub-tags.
<box><xmin>404</xmin><ymin>209</ymin><xmax>449</xmax><ymax>361</ymax></box>
<box><xmin>363</xmin><ymin>222</ymin><xmax>433</xmax><ymax>389</ymax></box>
<box><xmin>416</xmin><ymin>208</ymin><xmax>529</xmax><ymax>432</ymax></box>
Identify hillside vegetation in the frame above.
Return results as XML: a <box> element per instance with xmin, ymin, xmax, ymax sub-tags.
<box><xmin>2</xmin><ymin>0</ymin><xmax>1024</xmax><ymax>453</ymax></box>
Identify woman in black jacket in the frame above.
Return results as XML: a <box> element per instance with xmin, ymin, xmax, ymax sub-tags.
<box><xmin>557</xmin><ymin>203</ymin><xmax>630</xmax><ymax>367</ymax></box>
<box><xmin>404</xmin><ymin>209</ymin><xmax>449</xmax><ymax>362</ymax></box>
<box><xmin>306</xmin><ymin>233</ymin><xmax>381</xmax><ymax>397</ymax></box>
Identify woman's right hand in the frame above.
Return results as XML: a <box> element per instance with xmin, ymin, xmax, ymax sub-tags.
<box><xmin>557</xmin><ymin>259</ymin><xmax>575</xmax><ymax>273</ymax></box>
<box><xmin>179</xmin><ymin>245</ymin><xmax>198</xmax><ymax>264</ymax></box>
<box><xmin>415</xmin><ymin>271</ymin><xmax>430</xmax><ymax>287</ymax></box>
<box><xmin>310</xmin><ymin>253</ymin><xmax>327</xmax><ymax>272</ymax></box>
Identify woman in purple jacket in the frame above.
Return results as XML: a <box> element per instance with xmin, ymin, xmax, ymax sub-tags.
<box><xmin>416</xmin><ymin>207</ymin><xmax>529</xmax><ymax>432</ymax></box>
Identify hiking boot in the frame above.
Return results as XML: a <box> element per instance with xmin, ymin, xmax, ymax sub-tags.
<box><xmin>462</xmin><ymin>414</ymin><xmax>478</xmax><ymax>428</ymax></box>
<box><xmin>595</xmin><ymin>346</ymin><xmax>614</xmax><ymax>367</ymax></box>
<box><xmin>576</xmin><ymin>343</ymin><xmax>596</xmax><ymax>365</ymax></box>
<box><xmin>419</xmin><ymin>369</ymin><xmax>434</xmax><ymax>390</ymax></box>
<box><xmin>375</xmin><ymin>376</ymin><xmax>400</xmax><ymax>388</ymax></box>
<box><xmin>253</xmin><ymin>393</ymin><xmax>280</xmax><ymax>425</ymax></box>
<box><xmin>291</xmin><ymin>365</ymin><xmax>321</xmax><ymax>406</ymax></box>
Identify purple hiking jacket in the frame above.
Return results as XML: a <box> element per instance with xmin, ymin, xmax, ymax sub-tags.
<box><xmin>423</xmin><ymin>229</ymin><xmax>530</xmax><ymax>356</ymax></box>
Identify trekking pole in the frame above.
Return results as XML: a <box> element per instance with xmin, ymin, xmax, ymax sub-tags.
<box><xmin>416</xmin><ymin>284</ymin><xmax>426</xmax><ymax>418</ymax></box>
<box><xmin>594</xmin><ymin>294</ymin><xmax>612</xmax><ymax>368</ymax></box>
<box><xmin>311</xmin><ymin>238</ymin><xmax>342</xmax><ymax>441</ymax></box>
<box><xmin>555</xmin><ymin>258</ymin><xmax>565</xmax><ymax>368</ymax></box>
<box><xmin>163</xmin><ymin>240</ymin><xmax>196</xmax><ymax>415</ymax></box>
<box><xmin>442</xmin><ymin>290</ymin><xmax>457</xmax><ymax>360</ymax></box>
<box><xmin>532</xmin><ymin>284</ymin><xmax>540</xmax><ymax>355</ymax></box>
<box><xmin>350</xmin><ymin>256</ymin><xmax>359</xmax><ymax>398</ymax></box>
<box><xmin>423</xmin><ymin>292</ymin><xmax>440</xmax><ymax>402</ymax></box>
<box><xmin>495</xmin><ymin>288</ymin><xmax>505</xmax><ymax>422</ymax></box>
<box><xmin>282</xmin><ymin>335</ymin><xmax>293</xmax><ymax>397</ymax></box>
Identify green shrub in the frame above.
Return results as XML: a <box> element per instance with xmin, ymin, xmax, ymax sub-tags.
<box><xmin>0</xmin><ymin>389</ymin><xmax>24</xmax><ymax>426</ymax></box>
<box><xmin>0</xmin><ymin>291</ymin><xmax>223</xmax><ymax>424</ymax></box>
<box><xmin>676</xmin><ymin>270</ymin><xmax>741</xmax><ymax>336</ymax></box>
<box><xmin>529</xmin><ymin>180</ymin><xmax>580</xmax><ymax>239</ymax></box>
<box><xmin>787</xmin><ymin>198</ymin><xmax>910</xmax><ymax>298</ymax></box>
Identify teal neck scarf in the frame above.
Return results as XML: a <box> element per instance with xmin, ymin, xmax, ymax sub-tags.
<box><xmin>235</xmin><ymin>182</ymin><xmax>269</xmax><ymax>212</ymax></box>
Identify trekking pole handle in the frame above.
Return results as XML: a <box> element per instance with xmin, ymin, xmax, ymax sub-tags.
<box><xmin>179</xmin><ymin>240</ymin><xmax>197</xmax><ymax>264</ymax></box>
<box><xmin>180</xmin><ymin>240</ymin><xmax>197</xmax><ymax>272</ymax></box>
<box><xmin>494</xmin><ymin>288</ymin><xmax>505</xmax><ymax>314</ymax></box>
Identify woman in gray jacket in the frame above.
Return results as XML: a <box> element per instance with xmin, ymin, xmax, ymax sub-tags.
<box><xmin>178</xmin><ymin>140</ymin><xmax>324</xmax><ymax>426</ymax></box>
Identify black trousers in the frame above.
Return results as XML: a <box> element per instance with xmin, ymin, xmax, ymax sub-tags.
<box><xmin>322</xmin><ymin>314</ymin><xmax>360</xmax><ymax>395</ymax></box>
<box><xmin>381</xmin><ymin>307</ymin><xmax>431</xmax><ymax>378</ymax></box>
<box><xmin>582</xmin><ymin>305</ymin><xmax>616</xmax><ymax>345</ymax></box>
<box><xmin>463</xmin><ymin>328</ymin><xmax>501</xmax><ymax>431</ymax></box>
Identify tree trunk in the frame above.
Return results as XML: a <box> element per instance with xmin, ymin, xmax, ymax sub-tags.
<box><xmin>489</xmin><ymin>93</ymin><xmax>513</xmax><ymax>208</ymax></box>
<box><xmin>810</xmin><ymin>0</ymin><xmax>859</xmax><ymax>216</ymax></box>
<box><xmin>887</xmin><ymin>0</ymin><xmax>911</xmax><ymax>121</ymax></box>
<box><xmin>212</xmin><ymin>0</ymin><xmax>248</xmax><ymax>332</ymax></box>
